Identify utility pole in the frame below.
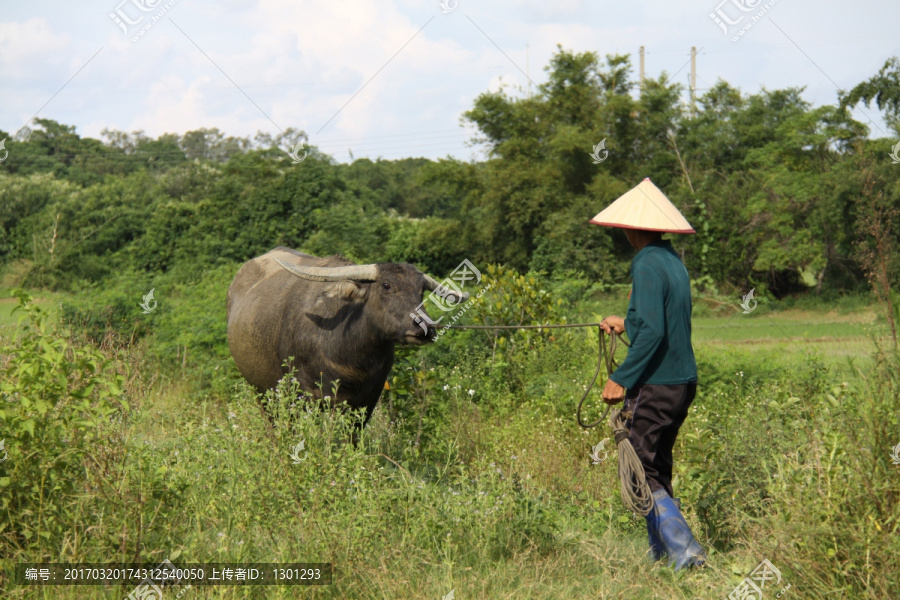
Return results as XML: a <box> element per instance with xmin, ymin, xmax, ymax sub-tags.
<box><xmin>526</xmin><ymin>44</ymin><xmax>531</xmax><ymax>97</ymax></box>
<box><xmin>690</xmin><ymin>46</ymin><xmax>697</xmax><ymax>118</ymax></box>
<box><xmin>639</xmin><ymin>46</ymin><xmax>645</xmax><ymax>88</ymax></box>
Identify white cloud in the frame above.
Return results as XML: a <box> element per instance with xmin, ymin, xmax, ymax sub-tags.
<box><xmin>0</xmin><ymin>17</ymin><xmax>71</xmax><ymax>90</ymax></box>
<box><xmin>0</xmin><ymin>18</ymin><xmax>69</xmax><ymax>67</ymax></box>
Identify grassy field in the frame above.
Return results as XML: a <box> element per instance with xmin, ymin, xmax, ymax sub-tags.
<box><xmin>693</xmin><ymin>306</ymin><xmax>886</xmax><ymax>375</ymax></box>
<box><xmin>587</xmin><ymin>285</ymin><xmax>890</xmax><ymax>374</ymax></box>
<box><xmin>0</xmin><ymin>293</ymin><xmax>62</xmax><ymax>328</ymax></box>
<box><xmin>1</xmin><ymin>285</ymin><xmax>898</xmax><ymax>599</ymax></box>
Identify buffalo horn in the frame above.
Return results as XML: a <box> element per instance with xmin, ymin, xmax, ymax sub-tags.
<box><xmin>423</xmin><ymin>274</ymin><xmax>470</xmax><ymax>303</ymax></box>
<box><xmin>275</xmin><ymin>258</ymin><xmax>378</xmax><ymax>282</ymax></box>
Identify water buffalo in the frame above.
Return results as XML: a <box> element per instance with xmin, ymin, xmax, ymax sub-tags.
<box><xmin>226</xmin><ymin>247</ymin><xmax>465</xmax><ymax>426</ymax></box>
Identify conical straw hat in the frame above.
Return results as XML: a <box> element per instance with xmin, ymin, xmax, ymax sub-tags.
<box><xmin>590</xmin><ymin>178</ymin><xmax>695</xmax><ymax>234</ymax></box>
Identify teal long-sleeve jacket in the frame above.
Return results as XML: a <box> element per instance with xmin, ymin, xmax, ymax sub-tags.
<box><xmin>609</xmin><ymin>240</ymin><xmax>698</xmax><ymax>389</ymax></box>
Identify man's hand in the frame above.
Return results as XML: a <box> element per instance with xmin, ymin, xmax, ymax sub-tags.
<box><xmin>600</xmin><ymin>316</ymin><xmax>626</xmax><ymax>403</ymax></box>
<box><xmin>600</xmin><ymin>315</ymin><xmax>625</xmax><ymax>336</ymax></box>
<box><xmin>601</xmin><ymin>378</ymin><xmax>625</xmax><ymax>405</ymax></box>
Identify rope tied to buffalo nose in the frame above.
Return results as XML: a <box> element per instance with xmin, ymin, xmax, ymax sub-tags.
<box><xmin>440</xmin><ymin>321</ymin><xmax>654</xmax><ymax>516</ymax></box>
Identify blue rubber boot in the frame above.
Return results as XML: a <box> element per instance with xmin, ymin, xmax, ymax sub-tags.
<box><xmin>647</xmin><ymin>489</ymin><xmax>705</xmax><ymax>569</ymax></box>
<box><xmin>645</xmin><ymin>517</ymin><xmax>666</xmax><ymax>561</ymax></box>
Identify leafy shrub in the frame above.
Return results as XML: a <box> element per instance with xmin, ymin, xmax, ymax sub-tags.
<box><xmin>60</xmin><ymin>269</ymin><xmax>157</xmax><ymax>346</ymax></box>
<box><xmin>143</xmin><ymin>263</ymin><xmax>238</xmax><ymax>391</ymax></box>
<box><xmin>60</xmin><ymin>263</ymin><xmax>239</xmax><ymax>392</ymax></box>
<box><xmin>384</xmin><ymin>264</ymin><xmax>568</xmax><ymax>457</ymax></box>
<box><xmin>0</xmin><ymin>290</ymin><xmax>125</xmax><ymax>555</ymax></box>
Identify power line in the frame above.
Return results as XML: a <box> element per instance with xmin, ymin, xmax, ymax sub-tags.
<box><xmin>0</xmin><ymin>137</ymin><xmax>475</xmax><ymax>166</ymax></box>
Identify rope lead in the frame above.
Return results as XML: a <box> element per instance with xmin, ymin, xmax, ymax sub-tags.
<box><xmin>570</xmin><ymin>326</ymin><xmax>654</xmax><ymax>516</ymax></box>
<box><xmin>576</xmin><ymin>326</ymin><xmax>620</xmax><ymax>428</ymax></box>
<box><xmin>443</xmin><ymin>321</ymin><xmax>653</xmax><ymax>515</ymax></box>
<box><xmin>610</xmin><ymin>407</ymin><xmax>654</xmax><ymax>516</ymax></box>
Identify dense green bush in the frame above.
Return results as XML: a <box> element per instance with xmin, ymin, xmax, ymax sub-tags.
<box><xmin>0</xmin><ymin>290</ymin><xmax>125</xmax><ymax>556</ymax></box>
<box><xmin>59</xmin><ymin>263</ymin><xmax>239</xmax><ymax>394</ymax></box>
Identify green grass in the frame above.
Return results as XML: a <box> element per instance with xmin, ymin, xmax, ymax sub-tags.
<box><xmin>0</xmin><ymin>288</ymin><xmax>64</xmax><ymax>330</ymax></box>
<box><xmin>693</xmin><ymin>306</ymin><xmax>881</xmax><ymax>342</ymax></box>
<box><xmin>693</xmin><ymin>303</ymin><xmax>888</xmax><ymax>375</ymax></box>
<box><xmin>583</xmin><ymin>287</ymin><xmax>888</xmax><ymax>374</ymax></box>
<box><xmin>2</xmin><ymin>287</ymin><xmax>898</xmax><ymax>599</ymax></box>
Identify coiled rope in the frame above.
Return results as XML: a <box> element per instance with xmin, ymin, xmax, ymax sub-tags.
<box><xmin>441</xmin><ymin>321</ymin><xmax>654</xmax><ymax>516</ymax></box>
<box><xmin>609</xmin><ymin>406</ymin><xmax>654</xmax><ymax>516</ymax></box>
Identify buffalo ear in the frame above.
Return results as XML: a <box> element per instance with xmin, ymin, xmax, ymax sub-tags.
<box><xmin>324</xmin><ymin>280</ymin><xmax>368</xmax><ymax>302</ymax></box>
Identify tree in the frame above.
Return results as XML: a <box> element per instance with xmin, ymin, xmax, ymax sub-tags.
<box><xmin>840</xmin><ymin>57</ymin><xmax>900</xmax><ymax>135</ymax></box>
<box><xmin>854</xmin><ymin>162</ymin><xmax>900</xmax><ymax>348</ymax></box>
<box><xmin>179</xmin><ymin>128</ymin><xmax>250</xmax><ymax>162</ymax></box>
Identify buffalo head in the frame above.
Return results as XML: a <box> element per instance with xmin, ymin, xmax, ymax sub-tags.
<box><xmin>273</xmin><ymin>258</ymin><xmax>467</xmax><ymax>345</ymax></box>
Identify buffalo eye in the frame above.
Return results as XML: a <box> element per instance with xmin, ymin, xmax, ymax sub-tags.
<box><xmin>381</xmin><ymin>282</ymin><xmax>392</xmax><ymax>292</ymax></box>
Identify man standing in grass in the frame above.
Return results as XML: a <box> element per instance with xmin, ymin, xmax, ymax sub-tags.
<box><xmin>590</xmin><ymin>178</ymin><xmax>705</xmax><ymax>570</ymax></box>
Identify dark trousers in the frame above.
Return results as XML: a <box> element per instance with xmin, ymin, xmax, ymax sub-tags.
<box><xmin>623</xmin><ymin>382</ymin><xmax>697</xmax><ymax>497</ymax></box>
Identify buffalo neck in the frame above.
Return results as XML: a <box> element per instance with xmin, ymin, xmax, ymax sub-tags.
<box><xmin>326</xmin><ymin>301</ymin><xmax>395</xmax><ymax>373</ymax></box>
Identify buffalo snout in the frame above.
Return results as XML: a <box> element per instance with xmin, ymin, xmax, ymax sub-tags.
<box><xmin>404</xmin><ymin>309</ymin><xmax>438</xmax><ymax>344</ymax></box>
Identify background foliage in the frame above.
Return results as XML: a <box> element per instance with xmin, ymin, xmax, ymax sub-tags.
<box><xmin>2</xmin><ymin>51</ymin><xmax>898</xmax><ymax>300</ymax></box>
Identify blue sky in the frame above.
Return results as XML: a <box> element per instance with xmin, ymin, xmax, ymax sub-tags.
<box><xmin>1</xmin><ymin>0</ymin><xmax>897</xmax><ymax>162</ymax></box>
